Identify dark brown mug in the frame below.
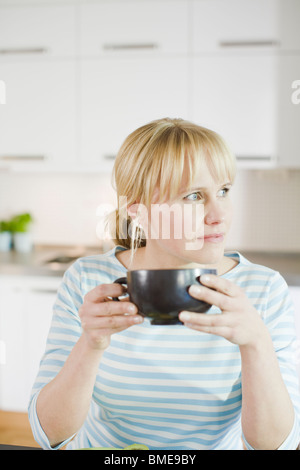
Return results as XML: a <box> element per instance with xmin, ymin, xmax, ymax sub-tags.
<box><xmin>113</xmin><ymin>268</ymin><xmax>217</xmax><ymax>325</ymax></box>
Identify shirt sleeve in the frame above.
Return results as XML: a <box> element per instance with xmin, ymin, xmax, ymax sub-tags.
<box><xmin>28</xmin><ymin>260</ymin><xmax>83</xmax><ymax>450</ymax></box>
<box><xmin>243</xmin><ymin>271</ymin><xmax>300</xmax><ymax>450</ymax></box>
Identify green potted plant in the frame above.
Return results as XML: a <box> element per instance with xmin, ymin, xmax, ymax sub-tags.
<box><xmin>10</xmin><ymin>213</ymin><xmax>34</xmax><ymax>253</ymax></box>
<box><xmin>0</xmin><ymin>220</ymin><xmax>12</xmax><ymax>252</ymax></box>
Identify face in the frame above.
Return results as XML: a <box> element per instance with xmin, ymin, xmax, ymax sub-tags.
<box><xmin>136</xmin><ymin>161</ymin><xmax>234</xmax><ymax>268</ymax></box>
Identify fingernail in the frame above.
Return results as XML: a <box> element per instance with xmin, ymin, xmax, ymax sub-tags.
<box><xmin>180</xmin><ymin>311</ymin><xmax>191</xmax><ymax>321</ymax></box>
<box><xmin>200</xmin><ymin>274</ymin><xmax>211</xmax><ymax>283</ymax></box>
<box><xmin>189</xmin><ymin>284</ymin><xmax>202</xmax><ymax>295</ymax></box>
<box><xmin>128</xmin><ymin>305</ymin><xmax>136</xmax><ymax>313</ymax></box>
<box><xmin>133</xmin><ymin>315</ymin><xmax>143</xmax><ymax>323</ymax></box>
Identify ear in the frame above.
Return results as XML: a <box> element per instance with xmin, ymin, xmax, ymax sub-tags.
<box><xmin>127</xmin><ymin>202</ymin><xmax>140</xmax><ymax>220</ymax></box>
<box><xmin>127</xmin><ymin>202</ymin><xmax>149</xmax><ymax>227</ymax></box>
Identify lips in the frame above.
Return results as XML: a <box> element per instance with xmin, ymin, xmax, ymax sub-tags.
<box><xmin>198</xmin><ymin>233</ymin><xmax>225</xmax><ymax>243</ymax></box>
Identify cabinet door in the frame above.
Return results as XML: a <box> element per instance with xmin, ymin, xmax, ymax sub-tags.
<box><xmin>0</xmin><ymin>61</ymin><xmax>77</xmax><ymax>170</ymax></box>
<box><xmin>192</xmin><ymin>0</ymin><xmax>300</xmax><ymax>53</ymax></box>
<box><xmin>79</xmin><ymin>1</ymin><xmax>188</xmax><ymax>57</ymax></box>
<box><xmin>191</xmin><ymin>55</ymin><xmax>278</xmax><ymax>167</ymax></box>
<box><xmin>0</xmin><ymin>282</ymin><xmax>26</xmax><ymax>411</ymax></box>
<box><xmin>277</xmin><ymin>56</ymin><xmax>300</xmax><ymax>168</ymax></box>
<box><xmin>24</xmin><ymin>287</ymin><xmax>57</xmax><ymax>403</ymax></box>
<box><xmin>80</xmin><ymin>58</ymin><xmax>190</xmax><ymax>171</ymax></box>
<box><xmin>289</xmin><ymin>287</ymin><xmax>300</xmax><ymax>386</ymax></box>
<box><xmin>0</xmin><ymin>4</ymin><xmax>77</xmax><ymax>58</ymax></box>
<box><xmin>0</xmin><ymin>276</ymin><xmax>60</xmax><ymax>412</ymax></box>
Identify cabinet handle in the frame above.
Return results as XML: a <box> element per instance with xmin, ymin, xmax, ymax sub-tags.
<box><xmin>29</xmin><ymin>288</ymin><xmax>58</xmax><ymax>294</ymax></box>
<box><xmin>0</xmin><ymin>47</ymin><xmax>48</xmax><ymax>55</ymax></box>
<box><xmin>219</xmin><ymin>40</ymin><xmax>279</xmax><ymax>48</ymax></box>
<box><xmin>103</xmin><ymin>154</ymin><xmax>116</xmax><ymax>161</ymax></box>
<box><xmin>0</xmin><ymin>155</ymin><xmax>46</xmax><ymax>161</ymax></box>
<box><xmin>236</xmin><ymin>155</ymin><xmax>272</xmax><ymax>161</ymax></box>
<box><xmin>103</xmin><ymin>43</ymin><xmax>159</xmax><ymax>51</ymax></box>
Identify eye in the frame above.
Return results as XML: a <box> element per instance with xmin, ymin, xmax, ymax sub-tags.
<box><xmin>218</xmin><ymin>186</ymin><xmax>231</xmax><ymax>197</ymax></box>
<box><xmin>183</xmin><ymin>191</ymin><xmax>204</xmax><ymax>202</ymax></box>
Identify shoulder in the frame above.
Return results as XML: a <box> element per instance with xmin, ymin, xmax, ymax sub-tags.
<box><xmin>226</xmin><ymin>251</ymin><xmax>290</xmax><ymax>307</ymax></box>
<box><xmin>226</xmin><ymin>250</ymin><xmax>283</xmax><ymax>283</ymax></box>
<box><xmin>63</xmin><ymin>246</ymin><xmax>127</xmax><ymax>295</ymax></box>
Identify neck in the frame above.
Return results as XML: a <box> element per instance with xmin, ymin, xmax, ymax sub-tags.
<box><xmin>125</xmin><ymin>243</ymin><xmax>233</xmax><ymax>275</ymax></box>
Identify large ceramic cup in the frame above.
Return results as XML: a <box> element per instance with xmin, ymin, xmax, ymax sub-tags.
<box><xmin>113</xmin><ymin>268</ymin><xmax>217</xmax><ymax>325</ymax></box>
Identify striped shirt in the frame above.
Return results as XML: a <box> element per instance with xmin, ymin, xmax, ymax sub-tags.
<box><xmin>28</xmin><ymin>245</ymin><xmax>300</xmax><ymax>450</ymax></box>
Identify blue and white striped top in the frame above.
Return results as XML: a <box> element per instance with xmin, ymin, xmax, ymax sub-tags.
<box><xmin>28</xmin><ymin>245</ymin><xmax>300</xmax><ymax>450</ymax></box>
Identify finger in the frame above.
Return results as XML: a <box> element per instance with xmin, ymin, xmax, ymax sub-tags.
<box><xmin>179</xmin><ymin>311</ymin><xmax>229</xmax><ymax>327</ymax></box>
<box><xmin>101</xmin><ymin>300</ymin><xmax>138</xmax><ymax>316</ymax></box>
<box><xmin>199</xmin><ymin>274</ymin><xmax>240</xmax><ymax>297</ymax></box>
<box><xmin>84</xmin><ymin>299</ymin><xmax>138</xmax><ymax>317</ymax></box>
<box><xmin>84</xmin><ymin>312</ymin><xmax>144</xmax><ymax>331</ymax></box>
<box><xmin>188</xmin><ymin>283</ymin><xmax>232</xmax><ymax>311</ymax></box>
<box><xmin>84</xmin><ymin>283</ymin><xmax>127</xmax><ymax>303</ymax></box>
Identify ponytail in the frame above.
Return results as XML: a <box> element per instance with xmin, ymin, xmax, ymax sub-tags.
<box><xmin>105</xmin><ymin>208</ymin><xmax>146</xmax><ymax>251</ymax></box>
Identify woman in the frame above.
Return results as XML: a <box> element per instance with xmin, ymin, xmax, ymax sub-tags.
<box><xmin>29</xmin><ymin>118</ymin><xmax>300</xmax><ymax>450</ymax></box>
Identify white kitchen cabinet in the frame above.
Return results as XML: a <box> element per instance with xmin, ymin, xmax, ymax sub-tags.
<box><xmin>80</xmin><ymin>57</ymin><xmax>190</xmax><ymax>171</ymax></box>
<box><xmin>191</xmin><ymin>0</ymin><xmax>300</xmax><ymax>169</ymax></box>
<box><xmin>0</xmin><ymin>0</ymin><xmax>299</xmax><ymax>173</ymax></box>
<box><xmin>0</xmin><ymin>60</ymin><xmax>78</xmax><ymax>171</ymax></box>
<box><xmin>0</xmin><ymin>4</ymin><xmax>77</xmax><ymax>59</ymax></box>
<box><xmin>192</xmin><ymin>53</ymin><xmax>300</xmax><ymax>168</ymax></box>
<box><xmin>289</xmin><ymin>287</ymin><xmax>300</xmax><ymax>386</ymax></box>
<box><xmin>24</xmin><ymin>286</ymin><xmax>58</xmax><ymax>403</ymax></box>
<box><xmin>0</xmin><ymin>275</ymin><xmax>61</xmax><ymax>412</ymax></box>
<box><xmin>79</xmin><ymin>1</ymin><xmax>189</xmax><ymax>57</ymax></box>
<box><xmin>0</xmin><ymin>281</ymin><xmax>25</xmax><ymax>411</ymax></box>
<box><xmin>277</xmin><ymin>55</ymin><xmax>300</xmax><ymax>168</ymax></box>
<box><xmin>192</xmin><ymin>0</ymin><xmax>300</xmax><ymax>54</ymax></box>
<box><xmin>191</xmin><ymin>55</ymin><xmax>278</xmax><ymax>167</ymax></box>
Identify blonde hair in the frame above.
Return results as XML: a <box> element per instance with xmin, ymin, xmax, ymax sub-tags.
<box><xmin>105</xmin><ymin>117</ymin><xmax>236</xmax><ymax>262</ymax></box>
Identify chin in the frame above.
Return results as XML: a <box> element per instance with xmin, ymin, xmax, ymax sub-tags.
<box><xmin>155</xmin><ymin>239</ymin><xmax>225</xmax><ymax>267</ymax></box>
<box><xmin>184</xmin><ymin>243</ymin><xmax>225</xmax><ymax>265</ymax></box>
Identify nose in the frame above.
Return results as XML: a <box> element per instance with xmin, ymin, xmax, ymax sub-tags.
<box><xmin>204</xmin><ymin>199</ymin><xmax>226</xmax><ymax>225</ymax></box>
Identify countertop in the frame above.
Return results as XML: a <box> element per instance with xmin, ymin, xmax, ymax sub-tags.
<box><xmin>240</xmin><ymin>251</ymin><xmax>300</xmax><ymax>286</ymax></box>
<box><xmin>0</xmin><ymin>245</ymin><xmax>299</xmax><ymax>286</ymax></box>
<box><xmin>0</xmin><ymin>444</ymin><xmax>40</xmax><ymax>450</ymax></box>
<box><xmin>0</xmin><ymin>244</ymin><xmax>109</xmax><ymax>278</ymax></box>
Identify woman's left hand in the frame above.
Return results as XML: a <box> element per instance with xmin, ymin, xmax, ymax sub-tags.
<box><xmin>178</xmin><ymin>274</ymin><xmax>269</xmax><ymax>347</ymax></box>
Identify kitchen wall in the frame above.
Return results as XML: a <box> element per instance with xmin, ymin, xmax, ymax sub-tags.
<box><xmin>0</xmin><ymin>171</ymin><xmax>116</xmax><ymax>247</ymax></box>
<box><xmin>0</xmin><ymin>167</ymin><xmax>299</xmax><ymax>252</ymax></box>
<box><xmin>228</xmin><ymin>168</ymin><xmax>300</xmax><ymax>252</ymax></box>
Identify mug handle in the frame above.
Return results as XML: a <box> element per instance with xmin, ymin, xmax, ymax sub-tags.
<box><xmin>112</xmin><ymin>277</ymin><xmax>128</xmax><ymax>301</ymax></box>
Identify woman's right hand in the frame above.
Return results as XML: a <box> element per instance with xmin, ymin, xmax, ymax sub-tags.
<box><xmin>79</xmin><ymin>283</ymin><xmax>143</xmax><ymax>351</ymax></box>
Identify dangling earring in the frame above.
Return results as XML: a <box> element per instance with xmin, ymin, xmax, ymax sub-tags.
<box><xmin>133</xmin><ymin>216</ymin><xmax>147</xmax><ymax>248</ymax></box>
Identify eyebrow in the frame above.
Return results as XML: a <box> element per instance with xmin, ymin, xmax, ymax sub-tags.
<box><xmin>184</xmin><ymin>182</ymin><xmax>232</xmax><ymax>193</ymax></box>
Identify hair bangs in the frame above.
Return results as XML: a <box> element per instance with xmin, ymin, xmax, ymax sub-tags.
<box><xmin>177</xmin><ymin>126</ymin><xmax>236</xmax><ymax>197</ymax></box>
<box><xmin>151</xmin><ymin>123</ymin><xmax>236</xmax><ymax>203</ymax></box>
